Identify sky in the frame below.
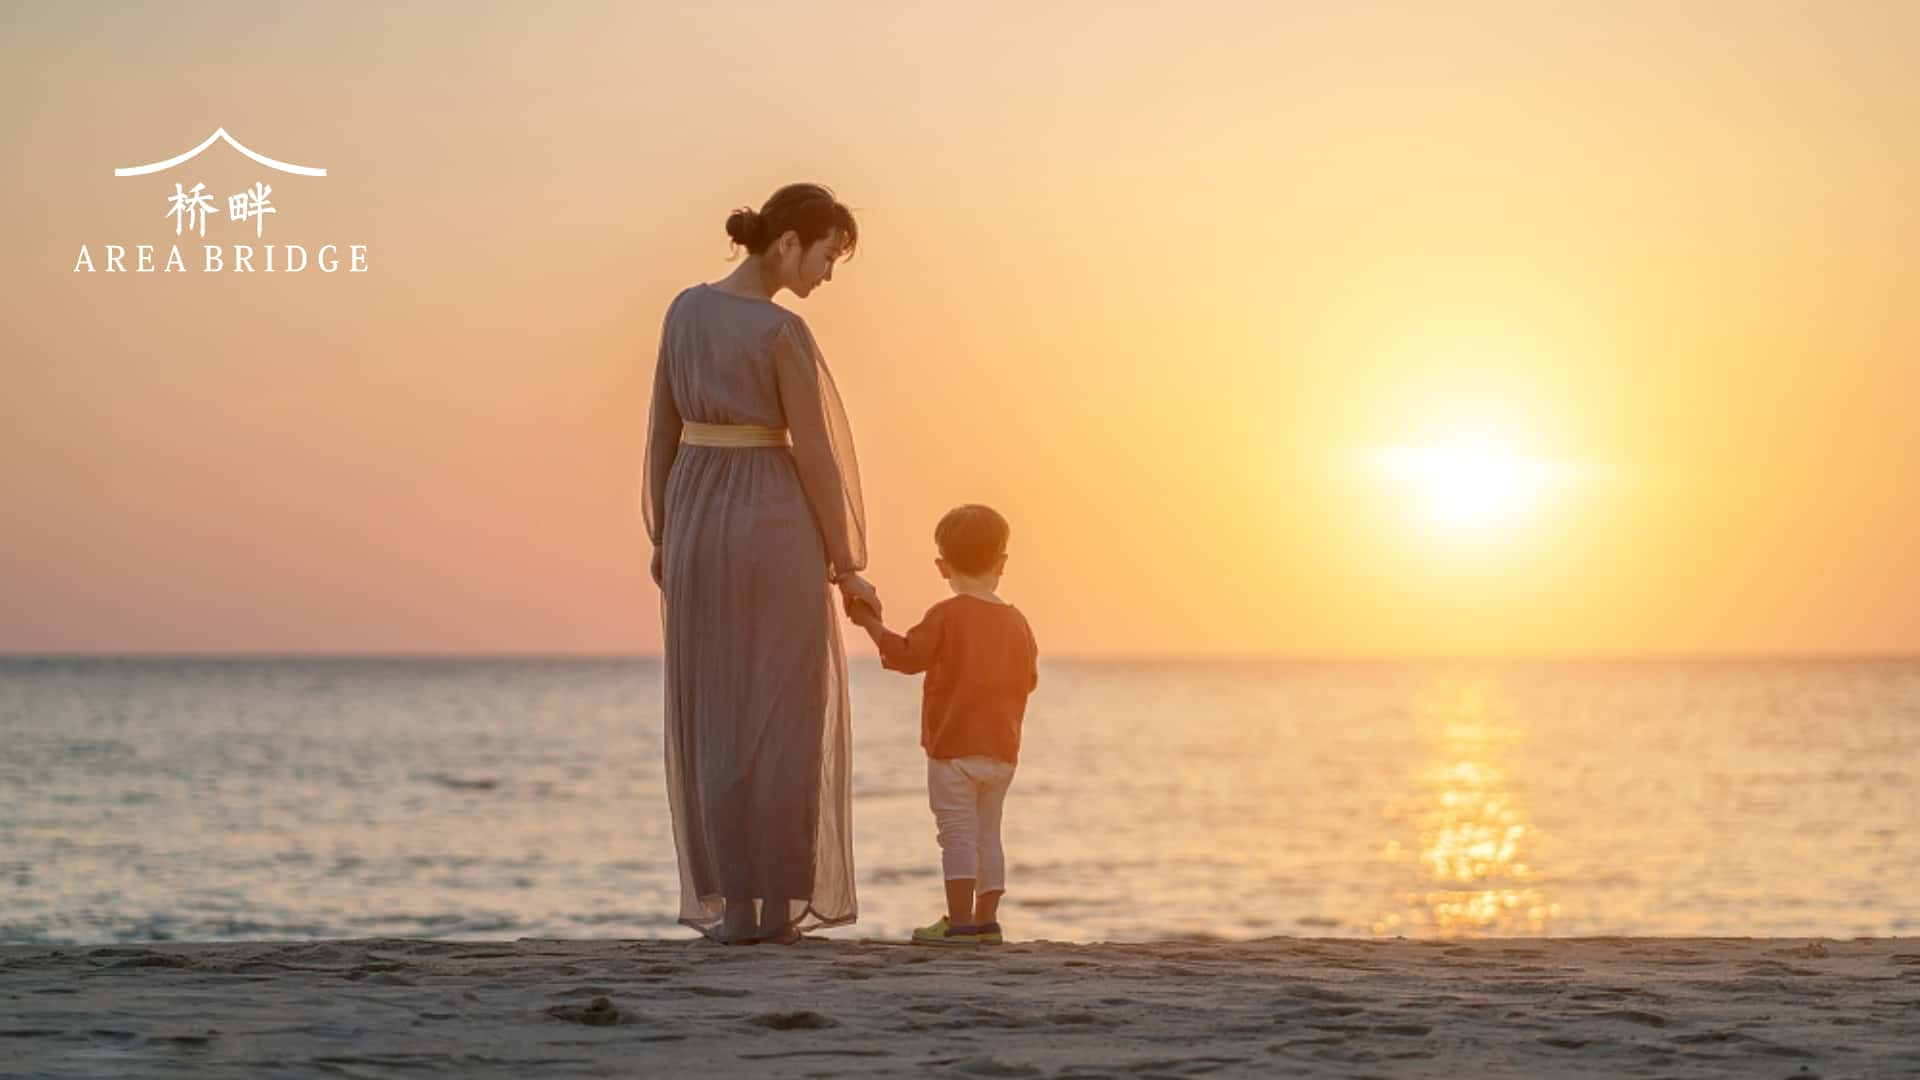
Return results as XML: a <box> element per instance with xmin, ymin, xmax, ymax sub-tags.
<box><xmin>2</xmin><ymin>1</ymin><xmax>1917</xmax><ymax>657</ymax></box>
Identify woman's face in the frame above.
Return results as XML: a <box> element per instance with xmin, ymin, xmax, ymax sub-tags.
<box><xmin>773</xmin><ymin>227</ymin><xmax>845</xmax><ymax>299</ymax></box>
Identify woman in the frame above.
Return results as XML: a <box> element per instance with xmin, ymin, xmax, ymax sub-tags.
<box><xmin>642</xmin><ymin>183</ymin><xmax>882</xmax><ymax>944</ymax></box>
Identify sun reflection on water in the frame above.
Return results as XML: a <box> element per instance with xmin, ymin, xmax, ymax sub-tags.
<box><xmin>1374</xmin><ymin>679</ymin><xmax>1562</xmax><ymax>937</ymax></box>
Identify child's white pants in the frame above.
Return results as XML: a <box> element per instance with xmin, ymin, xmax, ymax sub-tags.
<box><xmin>927</xmin><ymin>756</ymin><xmax>1017</xmax><ymax>894</ymax></box>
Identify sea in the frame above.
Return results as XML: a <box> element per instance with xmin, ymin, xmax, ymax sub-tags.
<box><xmin>2</xmin><ymin>656</ymin><xmax>1914</xmax><ymax>945</ymax></box>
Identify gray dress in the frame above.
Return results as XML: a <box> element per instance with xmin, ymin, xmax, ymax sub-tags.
<box><xmin>642</xmin><ymin>283</ymin><xmax>867</xmax><ymax>942</ymax></box>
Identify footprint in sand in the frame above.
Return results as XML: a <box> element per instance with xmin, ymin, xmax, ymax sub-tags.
<box><xmin>1374</xmin><ymin>1023</ymin><xmax>1431</xmax><ymax>1036</ymax></box>
<box><xmin>1281</xmin><ymin>984</ymin><xmax>1362</xmax><ymax>1003</ymax></box>
<box><xmin>1742</xmin><ymin>960</ymin><xmax>1822</xmax><ymax>977</ymax></box>
<box><xmin>1117</xmin><ymin>1055</ymin><xmax>1250</xmax><ymax>1074</ymax></box>
<box><xmin>1591</xmin><ymin>1008</ymin><xmax>1669</xmax><ymax>1028</ymax></box>
<box><xmin>103</xmin><ymin>953</ymin><xmax>195</xmax><ymax>970</ymax></box>
<box><xmin>1649</xmin><ymin>951</ymin><xmax>1716</xmax><ymax>967</ymax></box>
<box><xmin>546</xmin><ymin>996</ymin><xmax>626</xmax><ymax>1026</ymax></box>
<box><xmin>554</xmin><ymin>985</ymin><xmax>617</xmax><ymax>997</ymax></box>
<box><xmin>1270</xmin><ymin>1035</ymin><xmax>1351</xmax><ymax>1053</ymax></box>
<box><xmin>148</xmin><ymin>1032</ymin><xmax>218</xmax><ymax>1045</ymax></box>
<box><xmin>1671</xmin><ymin>1030</ymin><xmax>1750</xmax><ymax>1045</ymax></box>
<box><xmin>940</xmin><ymin>1055</ymin><xmax>1042</xmax><ymax>1077</ymax></box>
<box><xmin>747</xmin><ymin>1010</ymin><xmax>837</xmax><ymax>1030</ymax></box>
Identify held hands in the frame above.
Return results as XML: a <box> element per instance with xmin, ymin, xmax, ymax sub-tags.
<box><xmin>836</xmin><ymin>573</ymin><xmax>882</xmax><ymax>627</ymax></box>
<box><xmin>845</xmin><ymin>596</ymin><xmax>882</xmax><ymax>629</ymax></box>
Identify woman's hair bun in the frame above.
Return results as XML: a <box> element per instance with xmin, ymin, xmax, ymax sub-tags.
<box><xmin>725</xmin><ymin>208</ymin><xmax>764</xmax><ymax>247</ymax></box>
<box><xmin>723</xmin><ymin>184</ymin><xmax>857</xmax><ymax>258</ymax></box>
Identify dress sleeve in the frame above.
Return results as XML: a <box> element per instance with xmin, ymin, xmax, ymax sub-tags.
<box><xmin>771</xmin><ymin>316</ymin><xmax>868</xmax><ymax>579</ymax></box>
<box><xmin>877</xmin><ymin>606</ymin><xmax>944</xmax><ymax>675</ymax></box>
<box><xmin>641</xmin><ymin>310</ymin><xmax>682</xmax><ymax>549</ymax></box>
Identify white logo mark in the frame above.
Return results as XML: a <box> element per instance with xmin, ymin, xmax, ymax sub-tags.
<box><xmin>115</xmin><ymin>127</ymin><xmax>327</xmax><ymax>178</ymax></box>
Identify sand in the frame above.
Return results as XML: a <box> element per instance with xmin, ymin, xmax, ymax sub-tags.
<box><xmin>3</xmin><ymin>936</ymin><xmax>1917</xmax><ymax>1077</ymax></box>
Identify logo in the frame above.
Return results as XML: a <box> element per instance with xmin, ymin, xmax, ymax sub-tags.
<box><xmin>75</xmin><ymin>127</ymin><xmax>367</xmax><ymax>274</ymax></box>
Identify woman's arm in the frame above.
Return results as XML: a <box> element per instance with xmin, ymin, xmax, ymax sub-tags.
<box><xmin>641</xmin><ymin>322</ymin><xmax>682</xmax><ymax>582</ymax></box>
<box><xmin>771</xmin><ymin>317</ymin><xmax>868</xmax><ymax>583</ymax></box>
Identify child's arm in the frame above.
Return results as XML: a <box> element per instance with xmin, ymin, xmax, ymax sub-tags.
<box><xmin>852</xmin><ymin>600</ymin><xmax>943</xmax><ymax>675</ymax></box>
<box><xmin>847</xmin><ymin>598</ymin><xmax>891</xmax><ymax>649</ymax></box>
<box><xmin>1024</xmin><ymin>618</ymin><xmax>1040</xmax><ymax>693</ymax></box>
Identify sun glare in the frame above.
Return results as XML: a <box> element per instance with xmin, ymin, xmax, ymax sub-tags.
<box><xmin>1364</xmin><ymin>441</ymin><xmax>1577</xmax><ymax>535</ymax></box>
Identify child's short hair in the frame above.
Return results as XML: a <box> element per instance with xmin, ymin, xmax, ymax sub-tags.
<box><xmin>935</xmin><ymin>504</ymin><xmax>1010</xmax><ymax>575</ymax></box>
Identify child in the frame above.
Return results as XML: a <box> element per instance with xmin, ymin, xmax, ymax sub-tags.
<box><xmin>847</xmin><ymin>503</ymin><xmax>1039</xmax><ymax>945</ymax></box>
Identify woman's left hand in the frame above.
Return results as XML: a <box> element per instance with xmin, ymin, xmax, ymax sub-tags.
<box><xmin>836</xmin><ymin>573</ymin><xmax>881</xmax><ymax>621</ymax></box>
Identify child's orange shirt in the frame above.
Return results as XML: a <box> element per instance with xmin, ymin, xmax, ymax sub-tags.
<box><xmin>875</xmin><ymin>594</ymin><xmax>1039</xmax><ymax>765</ymax></box>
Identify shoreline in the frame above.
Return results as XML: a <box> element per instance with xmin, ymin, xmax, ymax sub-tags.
<box><xmin>4</xmin><ymin>936</ymin><xmax>1917</xmax><ymax>1077</ymax></box>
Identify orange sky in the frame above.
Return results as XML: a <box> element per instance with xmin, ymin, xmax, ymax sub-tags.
<box><xmin>3</xmin><ymin>2</ymin><xmax>1917</xmax><ymax>657</ymax></box>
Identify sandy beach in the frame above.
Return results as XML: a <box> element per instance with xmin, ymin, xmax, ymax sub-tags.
<box><xmin>2</xmin><ymin>936</ymin><xmax>1916</xmax><ymax>1078</ymax></box>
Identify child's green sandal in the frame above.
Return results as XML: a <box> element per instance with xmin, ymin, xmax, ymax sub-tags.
<box><xmin>912</xmin><ymin>916</ymin><xmax>980</xmax><ymax>945</ymax></box>
<box><xmin>972</xmin><ymin>921</ymin><xmax>1004</xmax><ymax>945</ymax></box>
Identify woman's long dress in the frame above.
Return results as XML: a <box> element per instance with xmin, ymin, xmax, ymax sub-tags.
<box><xmin>642</xmin><ymin>283</ymin><xmax>867</xmax><ymax>942</ymax></box>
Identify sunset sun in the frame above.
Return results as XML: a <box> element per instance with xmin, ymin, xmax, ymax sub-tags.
<box><xmin>1364</xmin><ymin>440</ymin><xmax>1577</xmax><ymax>535</ymax></box>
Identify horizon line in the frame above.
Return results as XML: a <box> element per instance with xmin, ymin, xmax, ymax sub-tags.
<box><xmin>4</xmin><ymin>649</ymin><xmax>1917</xmax><ymax>664</ymax></box>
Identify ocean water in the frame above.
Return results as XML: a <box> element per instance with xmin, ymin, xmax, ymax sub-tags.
<box><xmin>1</xmin><ymin>656</ymin><xmax>1915</xmax><ymax>945</ymax></box>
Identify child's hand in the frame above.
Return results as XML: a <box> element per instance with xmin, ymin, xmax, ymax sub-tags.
<box><xmin>844</xmin><ymin>595</ymin><xmax>879</xmax><ymax>627</ymax></box>
<box><xmin>836</xmin><ymin>573</ymin><xmax>882</xmax><ymax>622</ymax></box>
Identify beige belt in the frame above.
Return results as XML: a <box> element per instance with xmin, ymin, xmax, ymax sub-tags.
<box><xmin>681</xmin><ymin>421</ymin><xmax>790</xmax><ymax>448</ymax></box>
